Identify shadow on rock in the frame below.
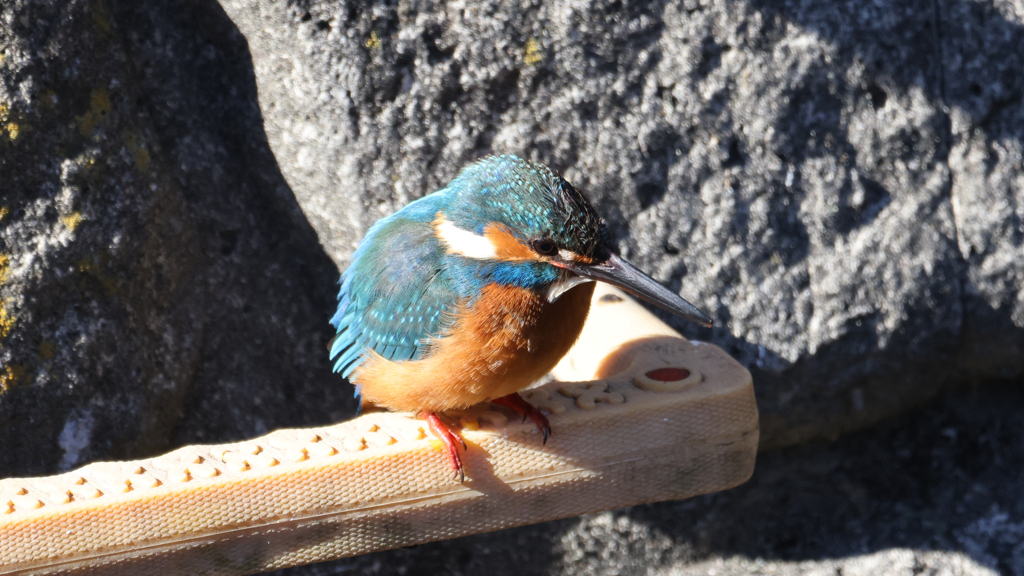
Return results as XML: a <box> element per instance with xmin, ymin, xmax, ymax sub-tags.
<box><xmin>108</xmin><ymin>0</ymin><xmax>358</xmax><ymax>450</ymax></box>
<box><xmin>0</xmin><ymin>0</ymin><xmax>354</xmax><ymax>478</ymax></box>
<box><xmin>611</xmin><ymin>380</ymin><xmax>1024</xmax><ymax>575</ymax></box>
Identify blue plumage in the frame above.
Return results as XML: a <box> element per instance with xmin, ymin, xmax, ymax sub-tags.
<box><xmin>328</xmin><ymin>154</ymin><xmax>712</xmax><ymax>481</ymax></box>
<box><xmin>329</xmin><ymin>201</ymin><xmax>456</xmax><ymax>378</ymax></box>
<box><xmin>329</xmin><ymin>154</ymin><xmax>603</xmax><ymax>381</ymax></box>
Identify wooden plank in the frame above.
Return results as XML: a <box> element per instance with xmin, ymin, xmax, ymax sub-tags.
<box><xmin>0</xmin><ymin>284</ymin><xmax>757</xmax><ymax>576</ymax></box>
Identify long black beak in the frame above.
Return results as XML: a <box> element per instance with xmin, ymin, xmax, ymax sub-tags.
<box><xmin>558</xmin><ymin>253</ymin><xmax>713</xmax><ymax>328</ymax></box>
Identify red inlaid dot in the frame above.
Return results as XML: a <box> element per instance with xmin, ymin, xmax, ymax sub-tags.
<box><xmin>645</xmin><ymin>367</ymin><xmax>690</xmax><ymax>382</ymax></box>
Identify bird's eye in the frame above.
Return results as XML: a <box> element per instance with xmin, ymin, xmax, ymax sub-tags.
<box><xmin>531</xmin><ymin>238</ymin><xmax>558</xmax><ymax>256</ymax></box>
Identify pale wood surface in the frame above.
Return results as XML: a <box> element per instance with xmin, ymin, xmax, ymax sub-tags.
<box><xmin>0</xmin><ymin>284</ymin><xmax>757</xmax><ymax>576</ymax></box>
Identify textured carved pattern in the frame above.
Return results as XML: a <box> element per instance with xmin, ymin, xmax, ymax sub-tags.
<box><xmin>558</xmin><ymin>382</ymin><xmax>626</xmax><ymax>409</ymax></box>
<box><xmin>519</xmin><ymin>388</ymin><xmax>567</xmax><ymax>414</ymax></box>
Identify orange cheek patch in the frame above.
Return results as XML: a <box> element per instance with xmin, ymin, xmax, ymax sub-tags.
<box><xmin>570</xmin><ymin>254</ymin><xmax>597</xmax><ymax>265</ymax></box>
<box><xmin>483</xmin><ymin>224</ymin><xmax>537</xmax><ymax>261</ymax></box>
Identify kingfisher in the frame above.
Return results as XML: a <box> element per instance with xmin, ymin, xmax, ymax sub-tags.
<box><xmin>329</xmin><ymin>154</ymin><xmax>712</xmax><ymax>481</ymax></box>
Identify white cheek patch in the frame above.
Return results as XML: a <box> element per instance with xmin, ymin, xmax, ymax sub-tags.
<box><xmin>434</xmin><ymin>216</ymin><xmax>498</xmax><ymax>259</ymax></box>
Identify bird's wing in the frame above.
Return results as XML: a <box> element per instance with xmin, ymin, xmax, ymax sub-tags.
<box><xmin>329</xmin><ymin>214</ymin><xmax>460</xmax><ymax>380</ymax></box>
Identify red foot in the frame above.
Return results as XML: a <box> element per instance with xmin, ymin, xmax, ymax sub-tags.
<box><xmin>423</xmin><ymin>412</ymin><xmax>467</xmax><ymax>483</ymax></box>
<box><xmin>491</xmin><ymin>393</ymin><xmax>552</xmax><ymax>444</ymax></box>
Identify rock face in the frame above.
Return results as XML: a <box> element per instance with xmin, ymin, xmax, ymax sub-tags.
<box><xmin>3</xmin><ymin>0</ymin><xmax>1024</xmax><ymax>574</ymax></box>
<box><xmin>0</xmin><ymin>0</ymin><xmax>205</xmax><ymax>474</ymax></box>
<box><xmin>0</xmin><ymin>0</ymin><xmax>348</xmax><ymax>478</ymax></box>
<box><xmin>216</xmin><ymin>0</ymin><xmax>1024</xmax><ymax>448</ymax></box>
<box><xmin>3</xmin><ymin>0</ymin><xmax>1018</xmax><ymax>475</ymax></box>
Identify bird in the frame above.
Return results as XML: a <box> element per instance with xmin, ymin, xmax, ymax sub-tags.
<box><xmin>329</xmin><ymin>154</ymin><xmax>712</xmax><ymax>481</ymax></box>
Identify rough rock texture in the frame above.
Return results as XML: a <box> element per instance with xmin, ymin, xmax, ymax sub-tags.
<box><xmin>268</xmin><ymin>381</ymin><xmax>1024</xmax><ymax>576</ymax></box>
<box><xmin>216</xmin><ymin>0</ymin><xmax>1024</xmax><ymax>448</ymax></box>
<box><xmin>0</xmin><ymin>0</ymin><xmax>349</xmax><ymax>478</ymax></box>
<box><xmin>3</xmin><ymin>0</ymin><xmax>1024</xmax><ymax>574</ymax></box>
<box><xmin>0</xmin><ymin>0</ymin><xmax>206</xmax><ymax>474</ymax></box>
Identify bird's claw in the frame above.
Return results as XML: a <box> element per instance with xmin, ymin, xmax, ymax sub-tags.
<box><xmin>424</xmin><ymin>411</ymin><xmax>467</xmax><ymax>483</ymax></box>
<box><xmin>491</xmin><ymin>393</ymin><xmax>552</xmax><ymax>445</ymax></box>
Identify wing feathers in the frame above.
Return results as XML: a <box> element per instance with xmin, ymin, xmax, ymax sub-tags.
<box><xmin>330</xmin><ymin>209</ymin><xmax>461</xmax><ymax>380</ymax></box>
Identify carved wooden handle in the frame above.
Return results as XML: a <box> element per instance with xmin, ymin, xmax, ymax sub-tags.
<box><xmin>0</xmin><ymin>284</ymin><xmax>757</xmax><ymax>576</ymax></box>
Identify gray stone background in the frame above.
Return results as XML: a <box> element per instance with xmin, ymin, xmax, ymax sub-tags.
<box><xmin>1</xmin><ymin>0</ymin><xmax>1022</xmax><ymax>574</ymax></box>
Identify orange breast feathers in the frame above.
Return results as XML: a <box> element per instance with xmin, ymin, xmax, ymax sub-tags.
<box><xmin>352</xmin><ymin>281</ymin><xmax>596</xmax><ymax>413</ymax></box>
